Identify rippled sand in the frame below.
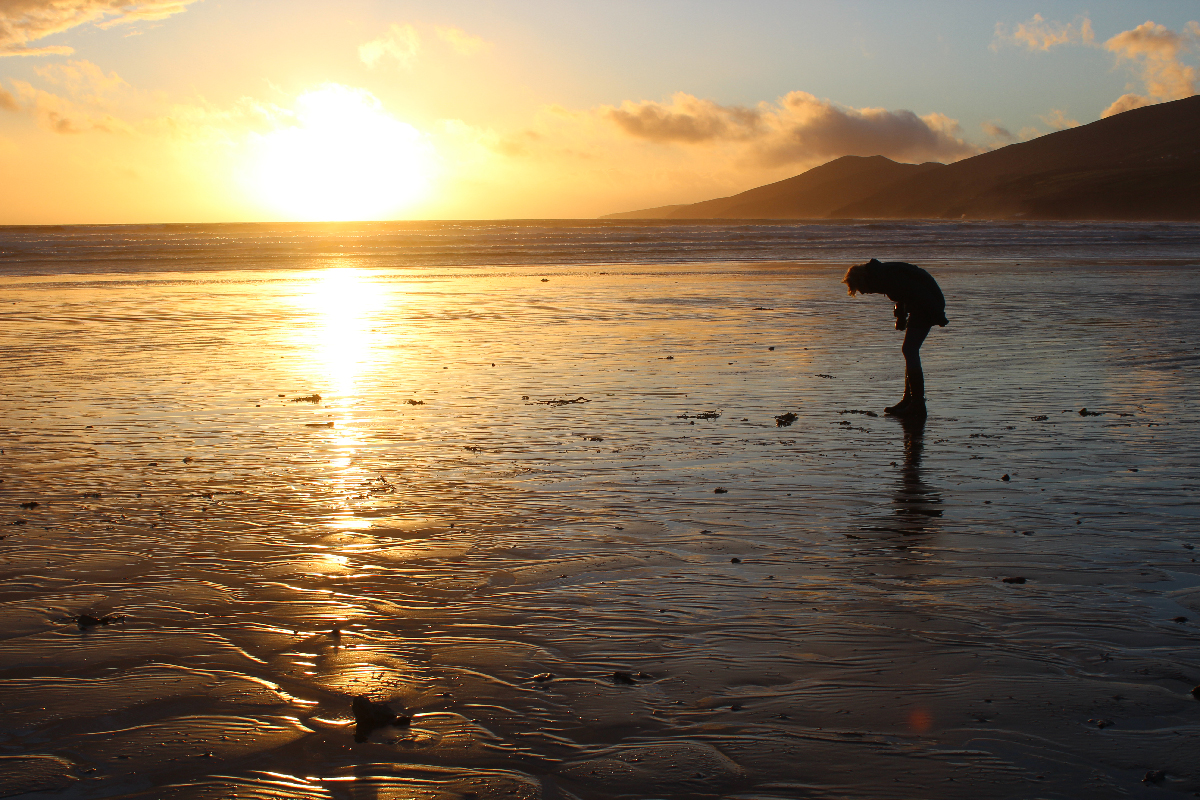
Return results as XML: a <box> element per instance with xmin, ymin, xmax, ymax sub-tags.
<box><xmin>2</xmin><ymin>256</ymin><xmax>1199</xmax><ymax>799</ymax></box>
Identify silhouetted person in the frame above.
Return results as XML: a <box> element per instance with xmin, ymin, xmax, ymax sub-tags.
<box><xmin>843</xmin><ymin>259</ymin><xmax>947</xmax><ymax>418</ymax></box>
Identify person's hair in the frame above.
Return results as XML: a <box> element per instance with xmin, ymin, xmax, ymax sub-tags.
<box><xmin>842</xmin><ymin>258</ymin><xmax>883</xmax><ymax>296</ymax></box>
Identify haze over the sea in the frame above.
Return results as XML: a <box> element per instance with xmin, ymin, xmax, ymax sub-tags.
<box><xmin>0</xmin><ymin>1</ymin><xmax>1197</xmax><ymax>224</ymax></box>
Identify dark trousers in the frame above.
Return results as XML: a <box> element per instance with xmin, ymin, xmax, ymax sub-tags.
<box><xmin>901</xmin><ymin>321</ymin><xmax>932</xmax><ymax>400</ymax></box>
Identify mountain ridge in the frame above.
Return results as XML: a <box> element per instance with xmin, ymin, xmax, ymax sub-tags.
<box><xmin>602</xmin><ymin>95</ymin><xmax>1200</xmax><ymax>221</ymax></box>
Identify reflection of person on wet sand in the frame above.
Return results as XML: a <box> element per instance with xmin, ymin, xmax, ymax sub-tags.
<box><xmin>893</xmin><ymin>415</ymin><xmax>941</xmax><ymax>531</ymax></box>
<box><xmin>843</xmin><ymin>259</ymin><xmax>948</xmax><ymax>418</ymax></box>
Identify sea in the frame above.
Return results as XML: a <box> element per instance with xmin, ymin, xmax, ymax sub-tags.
<box><xmin>1</xmin><ymin>220</ymin><xmax>1199</xmax><ymax>799</ymax></box>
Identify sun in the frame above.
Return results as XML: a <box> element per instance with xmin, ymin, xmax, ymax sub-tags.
<box><xmin>249</xmin><ymin>85</ymin><xmax>432</xmax><ymax>221</ymax></box>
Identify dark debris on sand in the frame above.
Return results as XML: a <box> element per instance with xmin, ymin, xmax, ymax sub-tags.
<box><xmin>404</xmin><ymin>399</ymin><xmax>425</xmax><ymax>405</ymax></box>
<box><xmin>679</xmin><ymin>411</ymin><xmax>720</xmax><ymax>420</ymax></box>
<box><xmin>352</xmin><ymin>696</ymin><xmax>410</xmax><ymax>742</ymax></box>
<box><xmin>839</xmin><ymin>409</ymin><xmax>879</xmax><ymax>417</ymax></box>
<box><xmin>290</xmin><ymin>394</ymin><xmax>322</xmax><ymax>403</ymax></box>
<box><xmin>775</xmin><ymin>412</ymin><xmax>798</xmax><ymax>427</ymax></box>
<box><xmin>71</xmin><ymin>613</ymin><xmax>125</xmax><ymax>630</ymax></box>
<box><xmin>532</xmin><ymin>397</ymin><xmax>591</xmax><ymax>406</ymax></box>
<box><xmin>610</xmin><ymin>670</ymin><xmax>652</xmax><ymax>686</ymax></box>
<box><xmin>1079</xmin><ymin>408</ymin><xmax>1104</xmax><ymax>417</ymax></box>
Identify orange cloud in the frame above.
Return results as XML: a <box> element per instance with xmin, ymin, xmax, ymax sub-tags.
<box><xmin>1102</xmin><ymin>20</ymin><xmax>1197</xmax><ymax>117</ymax></box>
<box><xmin>1038</xmin><ymin>108</ymin><xmax>1079</xmax><ymax>129</ymax></box>
<box><xmin>993</xmin><ymin>14</ymin><xmax>1095</xmax><ymax>51</ymax></box>
<box><xmin>603</xmin><ymin>91</ymin><xmax>977</xmax><ymax>166</ymax></box>
<box><xmin>0</xmin><ymin>0</ymin><xmax>198</xmax><ymax>57</ymax></box>
<box><xmin>0</xmin><ymin>83</ymin><xmax>18</xmax><ymax>111</ymax></box>
<box><xmin>34</xmin><ymin>59</ymin><xmax>127</xmax><ymax>104</ymax></box>
<box><xmin>434</xmin><ymin>25</ymin><xmax>489</xmax><ymax>55</ymax></box>
<box><xmin>10</xmin><ymin>79</ymin><xmax>131</xmax><ymax>133</ymax></box>
<box><xmin>359</xmin><ymin>23</ymin><xmax>420</xmax><ymax>68</ymax></box>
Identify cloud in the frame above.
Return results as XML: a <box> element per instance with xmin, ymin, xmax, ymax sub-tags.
<box><xmin>981</xmin><ymin>121</ymin><xmax>1014</xmax><ymax>142</ymax></box>
<box><xmin>1101</xmin><ymin>20</ymin><xmax>1198</xmax><ymax>117</ymax></box>
<box><xmin>602</xmin><ymin>90</ymin><xmax>977</xmax><ymax>166</ymax></box>
<box><xmin>606</xmin><ymin>92</ymin><xmax>763</xmax><ymax>143</ymax></box>
<box><xmin>0</xmin><ymin>84</ymin><xmax>17</xmax><ymax>110</ymax></box>
<box><xmin>10</xmin><ymin>78</ymin><xmax>130</xmax><ymax>132</ymax></box>
<box><xmin>435</xmin><ymin>25</ymin><xmax>488</xmax><ymax>55</ymax></box>
<box><xmin>0</xmin><ymin>0</ymin><xmax>198</xmax><ymax>57</ymax></box>
<box><xmin>993</xmin><ymin>13</ymin><xmax>1095</xmax><ymax>51</ymax></box>
<box><xmin>1038</xmin><ymin>108</ymin><xmax>1079</xmax><ymax>129</ymax></box>
<box><xmin>1100</xmin><ymin>93</ymin><xmax>1152</xmax><ymax>118</ymax></box>
<box><xmin>34</xmin><ymin>59</ymin><xmax>127</xmax><ymax>103</ymax></box>
<box><xmin>359</xmin><ymin>23</ymin><xmax>420</xmax><ymax>68</ymax></box>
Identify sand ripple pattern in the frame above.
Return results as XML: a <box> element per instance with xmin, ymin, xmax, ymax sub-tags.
<box><xmin>0</xmin><ymin>224</ymin><xmax>1198</xmax><ymax>798</ymax></box>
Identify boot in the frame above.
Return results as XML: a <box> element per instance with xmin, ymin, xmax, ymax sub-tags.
<box><xmin>884</xmin><ymin>396</ymin><xmax>911</xmax><ymax>415</ymax></box>
<box><xmin>898</xmin><ymin>397</ymin><xmax>927</xmax><ymax>418</ymax></box>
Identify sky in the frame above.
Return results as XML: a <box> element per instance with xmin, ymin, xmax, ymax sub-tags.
<box><xmin>0</xmin><ymin>0</ymin><xmax>1197</xmax><ymax>223</ymax></box>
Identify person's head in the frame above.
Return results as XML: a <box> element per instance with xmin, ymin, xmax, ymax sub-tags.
<box><xmin>843</xmin><ymin>258</ymin><xmax>884</xmax><ymax>296</ymax></box>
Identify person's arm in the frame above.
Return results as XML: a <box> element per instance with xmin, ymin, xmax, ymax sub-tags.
<box><xmin>894</xmin><ymin>301</ymin><xmax>908</xmax><ymax>330</ymax></box>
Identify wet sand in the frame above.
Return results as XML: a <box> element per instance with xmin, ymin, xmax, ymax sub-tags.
<box><xmin>2</xmin><ymin>256</ymin><xmax>1199</xmax><ymax>798</ymax></box>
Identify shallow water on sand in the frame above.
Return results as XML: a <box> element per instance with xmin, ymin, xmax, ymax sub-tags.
<box><xmin>2</xmin><ymin>227</ymin><xmax>1200</xmax><ymax>799</ymax></box>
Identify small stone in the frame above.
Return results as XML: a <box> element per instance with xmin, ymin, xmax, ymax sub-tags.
<box><xmin>531</xmin><ymin>672</ymin><xmax>554</xmax><ymax>682</ymax></box>
<box><xmin>1002</xmin><ymin>576</ymin><xmax>1026</xmax><ymax>584</ymax></box>
<box><xmin>730</xmin><ymin>557</ymin><xmax>741</xmax><ymax>564</ymax></box>
<box><xmin>713</xmin><ymin>488</ymin><xmax>728</xmax><ymax>494</ymax></box>
<box><xmin>1142</xmin><ymin>770</ymin><xmax>1166</xmax><ymax>784</ymax></box>
<box><xmin>1172</xmin><ymin>616</ymin><xmax>1188</xmax><ymax>623</ymax></box>
<box><xmin>352</xmin><ymin>696</ymin><xmax>410</xmax><ymax>743</ymax></box>
<box><xmin>1001</xmin><ymin>474</ymin><xmax>1010</xmax><ymax>481</ymax></box>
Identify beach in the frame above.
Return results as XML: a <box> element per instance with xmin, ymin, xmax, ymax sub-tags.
<box><xmin>1</xmin><ymin>221</ymin><xmax>1199</xmax><ymax>799</ymax></box>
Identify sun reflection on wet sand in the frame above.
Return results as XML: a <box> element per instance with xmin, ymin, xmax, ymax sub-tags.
<box><xmin>296</xmin><ymin>267</ymin><xmax>388</xmax><ymax>397</ymax></box>
<box><xmin>294</xmin><ymin>267</ymin><xmax>390</xmax><ymax>530</ymax></box>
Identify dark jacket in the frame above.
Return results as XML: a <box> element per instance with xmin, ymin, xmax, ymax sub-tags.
<box><xmin>879</xmin><ymin>261</ymin><xmax>948</xmax><ymax>330</ymax></box>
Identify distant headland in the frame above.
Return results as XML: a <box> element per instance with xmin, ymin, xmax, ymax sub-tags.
<box><xmin>603</xmin><ymin>95</ymin><xmax>1200</xmax><ymax>222</ymax></box>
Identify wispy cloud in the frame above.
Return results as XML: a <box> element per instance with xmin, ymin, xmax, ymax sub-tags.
<box><xmin>0</xmin><ymin>83</ymin><xmax>18</xmax><ymax>111</ymax></box>
<box><xmin>981</xmin><ymin>121</ymin><xmax>1014</xmax><ymax>142</ymax></box>
<box><xmin>34</xmin><ymin>60</ymin><xmax>127</xmax><ymax>104</ymax></box>
<box><xmin>0</xmin><ymin>0</ymin><xmax>198</xmax><ymax>57</ymax></box>
<box><xmin>602</xmin><ymin>91</ymin><xmax>977</xmax><ymax>166</ymax></box>
<box><xmin>1038</xmin><ymin>108</ymin><xmax>1079</xmax><ymax>129</ymax></box>
<box><xmin>359</xmin><ymin>23</ymin><xmax>421</xmax><ymax>68</ymax></box>
<box><xmin>10</xmin><ymin>79</ymin><xmax>131</xmax><ymax>133</ymax></box>
<box><xmin>435</xmin><ymin>25</ymin><xmax>489</xmax><ymax>55</ymax></box>
<box><xmin>992</xmin><ymin>13</ymin><xmax>1094</xmax><ymax>51</ymax></box>
<box><xmin>1101</xmin><ymin>20</ymin><xmax>1198</xmax><ymax>117</ymax></box>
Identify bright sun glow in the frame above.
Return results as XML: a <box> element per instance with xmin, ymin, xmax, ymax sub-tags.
<box><xmin>249</xmin><ymin>85</ymin><xmax>432</xmax><ymax>221</ymax></box>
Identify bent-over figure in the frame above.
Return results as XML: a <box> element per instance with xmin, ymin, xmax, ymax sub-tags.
<box><xmin>842</xmin><ymin>259</ymin><xmax>948</xmax><ymax>418</ymax></box>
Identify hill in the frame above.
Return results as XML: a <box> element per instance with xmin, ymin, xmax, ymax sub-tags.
<box><xmin>602</xmin><ymin>95</ymin><xmax>1200</xmax><ymax>221</ymax></box>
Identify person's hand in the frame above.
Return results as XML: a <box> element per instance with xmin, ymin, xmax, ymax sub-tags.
<box><xmin>895</xmin><ymin>317</ymin><xmax>907</xmax><ymax>331</ymax></box>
